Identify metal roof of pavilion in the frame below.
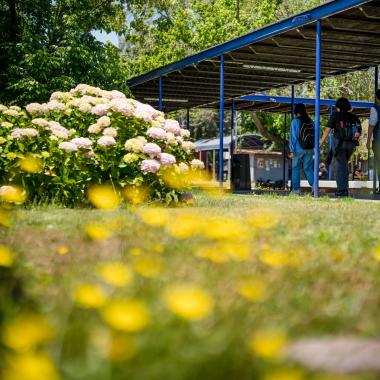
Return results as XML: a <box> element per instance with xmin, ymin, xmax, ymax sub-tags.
<box><xmin>128</xmin><ymin>0</ymin><xmax>380</xmax><ymax>112</ymax></box>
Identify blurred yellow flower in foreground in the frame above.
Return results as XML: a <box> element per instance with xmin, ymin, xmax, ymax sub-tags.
<box><xmin>19</xmin><ymin>155</ymin><xmax>42</xmax><ymax>174</ymax></box>
<box><xmin>0</xmin><ymin>245</ymin><xmax>14</xmax><ymax>267</ymax></box>
<box><xmin>260</xmin><ymin>247</ymin><xmax>298</xmax><ymax>268</ymax></box>
<box><xmin>0</xmin><ymin>208</ymin><xmax>12</xmax><ymax>227</ymax></box>
<box><xmin>249</xmin><ymin>328</ymin><xmax>287</xmax><ymax>359</ymax></box>
<box><xmin>2</xmin><ymin>313</ymin><xmax>55</xmax><ymax>352</ymax></box>
<box><xmin>163</xmin><ymin>284</ymin><xmax>214</xmax><ymax>321</ymax></box>
<box><xmin>3</xmin><ymin>352</ymin><xmax>60</xmax><ymax>380</ymax></box>
<box><xmin>133</xmin><ymin>256</ymin><xmax>162</xmax><ymax>278</ymax></box>
<box><xmin>201</xmin><ymin>216</ymin><xmax>250</xmax><ymax>240</ymax></box>
<box><xmin>0</xmin><ymin>185</ymin><xmax>26</xmax><ymax>204</ymax></box>
<box><xmin>108</xmin><ymin>333</ymin><xmax>137</xmax><ymax>362</ymax></box>
<box><xmin>262</xmin><ymin>368</ymin><xmax>304</xmax><ymax>380</ymax></box>
<box><xmin>75</xmin><ymin>283</ymin><xmax>107</xmax><ymax>309</ymax></box>
<box><xmin>165</xmin><ymin>211</ymin><xmax>201</xmax><ymax>239</ymax></box>
<box><xmin>56</xmin><ymin>245</ymin><xmax>69</xmax><ymax>255</ymax></box>
<box><xmin>101</xmin><ymin>300</ymin><xmax>150</xmax><ymax>332</ymax></box>
<box><xmin>87</xmin><ymin>185</ymin><xmax>120</xmax><ymax>209</ymax></box>
<box><xmin>97</xmin><ymin>261</ymin><xmax>133</xmax><ymax>287</ymax></box>
<box><xmin>237</xmin><ymin>278</ymin><xmax>268</xmax><ymax>301</ymax></box>
<box><xmin>136</xmin><ymin>207</ymin><xmax>169</xmax><ymax>227</ymax></box>
<box><xmin>123</xmin><ymin>185</ymin><xmax>149</xmax><ymax>206</ymax></box>
<box><xmin>85</xmin><ymin>223</ymin><xmax>113</xmax><ymax>240</ymax></box>
<box><xmin>247</xmin><ymin>209</ymin><xmax>280</xmax><ymax>230</ymax></box>
<box><xmin>373</xmin><ymin>245</ymin><xmax>380</xmax><ymax>261</ymax></box>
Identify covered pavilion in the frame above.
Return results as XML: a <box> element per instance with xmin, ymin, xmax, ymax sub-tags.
<box><xmin>128</xmin><ymin>0</ymin><xmax>380</xmax><ymax>197</ymax></box>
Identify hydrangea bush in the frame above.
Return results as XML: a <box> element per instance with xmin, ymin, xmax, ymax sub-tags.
<box><xmin>0</xmin><ymin>84</ymin><xmax>204</xmax><ymax>205</ymax></box>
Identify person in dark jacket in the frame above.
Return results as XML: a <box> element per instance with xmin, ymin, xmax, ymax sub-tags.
<box><xmin>319</xmin><ymin>97</ymin><xmax>361</xmax><ymax>197</ymax></box>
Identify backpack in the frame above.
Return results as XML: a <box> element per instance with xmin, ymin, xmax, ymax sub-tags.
<box><xmin>299</xmin><ymin>119</ymin><xmax>315</xmax><ymax>150</ymax></box>
<box><xmin>334</xmin><ymin>113</ymin><xmax>360</xmax><ymax>142</ymax></box>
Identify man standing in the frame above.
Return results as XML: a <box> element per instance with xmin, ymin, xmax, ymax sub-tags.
<box><xmin>366</xmin><ymin>89</ymin><xmax>380</xmax><ymax>193</ymax></box>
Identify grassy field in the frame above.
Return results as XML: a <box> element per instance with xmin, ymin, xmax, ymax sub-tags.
<box><xmin>1</xmin><ymin>194</ymin><xmax>380</xmax><ymax>380</ymax></box>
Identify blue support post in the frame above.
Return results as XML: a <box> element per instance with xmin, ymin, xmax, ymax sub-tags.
<box><xmin>219</xmin><ymin>54</ymin><xmax>225</xmax><ymax>188</ymax></box>
<box><xmin>373</xmin><ymin>66</ymin><xmax>379</xmax><ymax>194</ymax></box>
<box><xmin>159</xmin><ymin>77</ymin><xmax>163</xmax><ymax>112</ymax></box>
<box><xmin>283</xmin><ymin>112</ymin><xmax>287</xmax><ymax>189</ymax></box>
<box><xmin>328</xmin><ymin>106</ymin><xmax>333</xmax><ymax>180</ymax></box>
<box><xmin>231</xmin><ymin>98</ymin><xmax>235</xmax><ymax>153</ymax></box>
<box><xmin>291</xmin><ymin>85</ymin><xmax>295</xmax><ymax>121</ymax></box>
<box><xmin>186</xmin><ymin>108</ymin><xmax>190</xmax><ymax>129</ymax></box>
<box><xmin>313</xmin><ymin>20</ymin><xmax>322</xmax><ymax>198</ymax></box>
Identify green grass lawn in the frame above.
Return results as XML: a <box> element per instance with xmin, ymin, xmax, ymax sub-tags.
<box><xmin>1</xmin><ymin>194</ymin><xmax>380</xmax><ymax>380</ymax></box>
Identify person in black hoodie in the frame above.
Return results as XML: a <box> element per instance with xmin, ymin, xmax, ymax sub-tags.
<box><xmin>319</xmin><ymin>97</ymin><xmax>361</xmax><ymax>197</ymax></box>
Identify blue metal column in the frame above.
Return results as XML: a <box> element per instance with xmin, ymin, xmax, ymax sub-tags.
<box><xmin>186</xmin><ymin>108</ymin><xmax>190</xmax><ymax>129</ymax></box>
<box><xmin>291</xmin><ymin>85</ymin><xmax>295</xmax><ymax>120</ymax></box>
<box><xmin>283</xmin><ymin>112</ymin><xmax>287</xmax><ymax>189</ymax></box>
<box><xmin>374</xmin><ymin>66</ymin><xmax>379</xmax><ymax>194</ymax></box>
<box><xmin>159</xmin><ymin>77</ymin><xmax>163</xmax><ymax>112</ymax></box>
<box><xmin>328</xmin><ymin>106</ymin><xmax>333</xmax><ymax>180</ymax></box>
<box><xmin>230</xmin><ymin>97</ymin><xmax>235</xmax><ymax>153</ymax></box>
<box><xmin>219</xmin><ymin>54</ymin><xmax>225</xmax><ymax>188</ymax></box>
<box><xmin>313</xmin><ymin>20</ymin><xmax>322</xmax><ymax>198</ymax></box>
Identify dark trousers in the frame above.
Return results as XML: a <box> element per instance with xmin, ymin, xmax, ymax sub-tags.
<box><xmin>373</xmin><ymin>141</ymin><xmax>380</xmax><ymax>180</ymax></box>
<box><xmin>334</xmin><ymin>140</ymin><xmax>355</xmax><ymax>191</ymax></box>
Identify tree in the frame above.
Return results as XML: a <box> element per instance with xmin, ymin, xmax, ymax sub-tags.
<box><xmin>0</xmin><ymin>0</ymin><xmax>130</xmax><ymax>105</ymax></box>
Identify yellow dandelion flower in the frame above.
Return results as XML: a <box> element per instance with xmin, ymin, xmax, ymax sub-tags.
<box><xmin>75</xmin><ymin>283</ymin><xmax>106</xmax><ymax>309</ymax></box>
<box><xmin>0</xmin><ymin>208</ymin><xmax>12</xmax><ymax>227</ymax></box>
<box><xmin>0</xmin><ymin>245</ymin><xmax>13</xmax><ymax>267</ymax></box>
<box><xmin>237</xmin><ymin>278</ymin><xmax>268</xmax><ymax>301</ymax></box>
<box><xmin>247</xmin><ymin>209</ymin><xmax>280</xmax><ymax>230</ymax></box>
<box><xmin>123</xmin><ymin>186</ymin><xmax>149</xmax><ymax>205</ymax></box>
<box><xmin>262</xmin><ymin>368</ymin><xmax>304</xmax><ymax>380</ymax></box>
<box><xmin>3</xmin><ymin>352</ymin><xmax>60</xmax><ymax>380</ymax></box>
<box><xmin>87</xmin><ymin>185</ymin><xmax>120</xmax><ymax>209</ymax></box>
<box><xmin>0</xmin><ymin>185</ymin><xmax>26</xmax><ymax>204</ymax></box>
<box><xmin>195</xmin><ymin>244</ymin><xmax>229</xmax><ymax>264</ymax></box>
<box><xmin>163</xmin><ymin>284</ymin><xmax>214</xmax><ymax>321</ymax></box>
<box><xmin>219</xmin><ymin>241</ymin><xmax>251</xmax><ymax>261</ymax></box>
<box><xmin>108</xmin><ymin>333</ymin><xmax>137</xmax><ymax>362</ymax></box>
<box><xmin>2</xmin><ymin>313</ymin><xmax>55</xmax><ymax>352</ymax></box>
<box><xmin>129</xmin><ymin>247</ymin><xmax>142</xmax><ymax>256</ymax></box>
<box><xmin>165</xmin><ymin>211</ymin><xmax>201</xmax><ymax>239</ymax></box>
<box><xmin>133</xmin><ymin>256</ymin><xmax>162</xmax><ymax>278</ymax></box>
<box><xmin>97</xmin><ymin>262</ymin><xmax>133</xmax><ymax>287</ymax></box>
<box><xmin>56</xmin><ymin>245</ymin><xmax>69</xmax><ymax>255</ymax></box>
<box><xmin>260</xmin><ymin>247</ymin><xmax>297</xmax><ymax>268</ymax></box>
<box><xmin>136</xmin><ymin>207</ymin><xmax>169</xmax><ymax>227</ymax></box>
<box><xmin>373</xmin><ymin>245</ymin><xmax>380</xmax><ymax>261</ymax></box>
<box><xmin>249</xmin><ymin>328</ymin><xmax>287</xmax><ymax>359</ymax></box>
<box><xmin>19</xmin><ymin>155</ymin><xmax>42</xmax><ymax>174</ymax></box>
<box><xmin>101</xmin><ymin>299</ymin><xmax>150</xmax><ymax>332</ymax></box>
<box><xmin>85</xmin><ymin>223</ymin><xmax>113</xmax><ymax>240</ymax></box>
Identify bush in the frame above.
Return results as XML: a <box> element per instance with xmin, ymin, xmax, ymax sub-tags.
<box><xmin>0</xmin><ymin>84</ymin><xmax>204</xmax><ymax>206</ymax></box>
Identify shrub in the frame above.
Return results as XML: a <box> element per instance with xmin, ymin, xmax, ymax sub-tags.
<box><xmin>0</xmin><ymin>84</ymin><xmax>202</xmax><ymax>205</ymax></box>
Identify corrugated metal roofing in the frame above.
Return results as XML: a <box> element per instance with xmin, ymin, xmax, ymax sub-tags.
<box><xmin>128</xmin><ymin>0</ymin><xmax>380</xmax><ymax>112</ymax></box>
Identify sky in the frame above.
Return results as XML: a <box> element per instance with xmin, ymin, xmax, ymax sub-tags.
<box><xmin>92</xmin><ymin>30</ymin><xmax>119</xmax><ymax>47</ymax></box>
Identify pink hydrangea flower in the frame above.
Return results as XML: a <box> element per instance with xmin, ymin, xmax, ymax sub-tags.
<box><xmin>58</xmin><ymin>142</ymin><xmax>78</xmax><ymax>153</ymax></box>
<box><xmin>141</xmin><ymin>159</ymin><xmax>161</xmax><ymax>173</ymax></box>
<box><xmin>97</xmin><ymin>136</ymin><xmax>116</xmax><ymax>147</ymax></box>
<box><xmin>143</xmin><ymin>142</ymin><xmax>161</xmax><ymax>158</ymax></box>
<box><xmin>160</xmin><ymin>153</ymin><xmax>176</xmax><ymax>166</ymax></box>
<box><xmin>91</xmin><ymin>104</ymin><xmax>110</xmax><ymax>116</ymax></box>
<box><xmin>10</xmin><ymin>128</ymin><xmax>39</xmax><ymax>140</ymax></box>
<box><xmin>71</xmin><ymin>137</ymin><xmax>92</xmax><ymax>149</ymax></box>
<box><xmin>164</xmin><ymin>119</ymin><xmax>181</xmax><ymax>135</ymax></box>
<box><xmin>180</xmin><ymin>128</ymin><xmax>191</xmax><ymax>138</ymax></box>
<box><xmin>134</xmin><ymin>103</ymin><xmax>159</xmax><ymax>122</ymax></box>
<box><xmin>147</xmin><ymin>127</ymin><xmax>167</xmax><ymax>140</ymax></box>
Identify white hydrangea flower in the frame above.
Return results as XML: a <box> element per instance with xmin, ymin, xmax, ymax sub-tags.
<box><xmin>103</xmin><ymin>127</ymin><xmax>117</xmax><ymax>137</ymax></box>
<box><xmin>71</xmin><ymin>137</ymin><xmax>92</xmax><ymax>149</ymax></box>
<box><xmin>96</xmin><ymin>116</ymin><xmax>111</xmax><ymax>127</ymax></box>
<box><xmin>10</xmin><ymin>128</ymin><xmax>39</xmax><ymax>140</ymax></box>
<box><xmin>3</xmin><ymin>109</ymin><xmax>19</xmax><ymax>117</ymax></box>
<box><xmin>124</xmin><ymin>136</ymin><xmax>147</xmax><ymax>153</ymax></box>
<box><xmin>32</xmin><ymin>118</ymin><xmax>49</xmax><ymax>128</ymax></box>
<box><xmin>98</xmin><ymin>136</ymin><xmax>116</xmax><ymax>147</ymax></box>
<box><xmin>88</xmin><ymin>124</ymin><xmax>102</xmax><ymax>134</ymax></box>
<box><xmin>1</xmin><ymin>122</ymin><xmax>13</xmax><ymax>129</ymax></box>
<box><xmin>58</xmin><ymin>141</ymin><xmax>78</xmax><ymax>153</ymax></box>
<box><xmin>190</xmin><ymin>159</ymin><xmax>205</xmax><ymax>170</ymax></box>
<box><xmin>47</xmin><ymin>100</ymin><xmax>67</xmax><ymax>112</ymax></box>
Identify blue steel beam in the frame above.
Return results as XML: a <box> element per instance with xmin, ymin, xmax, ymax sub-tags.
<box><xmin>374</xmin><ymin>66</ymin><xmax>379</xmax><ymax>194</ymax></box>
<box><xmin>283</xmin><ymin>112</ymin><xmax>287</xmax><ymax>188</ymax></box>
<box><xmin>128</xmin><ymin>0</ymin><xmax>371</xmax><ymax>88</ymax></box>
<box><xmin>314</xmin><ymin>20</ymin><xmax>322</xmax><ymax>198</ymax></box>
<box><xmin>219</xmin><ymin>55</ymin><xmax>225</xmax><ymax>188</ymax></box>
<box><xmin>239</xmin><ymin>95</ymin><xmax>373</xmax><ymax>109</ymax></box>
<box><xmin>291</xmin><ymin>86</ymin><xmax>295</xmax><ymax>120</ymax></box>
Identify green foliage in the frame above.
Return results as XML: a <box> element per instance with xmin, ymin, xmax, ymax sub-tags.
<box><xmin>0</xmin><ymin>0</ymin><xmax>130</xmax><ymax>105</ymax></box>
